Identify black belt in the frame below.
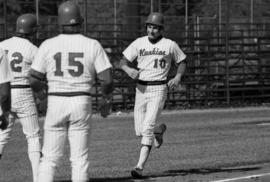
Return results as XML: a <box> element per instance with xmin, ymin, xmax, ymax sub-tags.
<box><xmin>137</xmin><ymin>80</ymin><xmax>167</xmax><ymax>86</ymax></box>
<box><xmin>11</xmin><ymin>85</ymin><xmax>31</xmax><ymax>89</ymax></box>
<box><xmin>48</xmin><ymin>92</ymin><xmax>91</xmax><ymax>97</ymax></box>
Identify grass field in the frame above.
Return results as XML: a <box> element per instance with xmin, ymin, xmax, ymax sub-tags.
<box><xmin>1</xmin><ymin>107</ymin><xmax>270</xmax><ymax>182</ymax></box>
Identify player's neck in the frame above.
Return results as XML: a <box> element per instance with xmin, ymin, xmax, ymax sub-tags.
<box><xmin>61</xmin><ymin>32</ymin><xmax>81</xmax><ymax>35</ymax></box>
<box><xmin>148</xmin><ymin>35</ymin><xmax>163</xmax><ymax>44</ymax></box>
<box><xmin>14</xmin><ymin>34</ymin><xmax>33</xmax><ymax>41</ymax></box>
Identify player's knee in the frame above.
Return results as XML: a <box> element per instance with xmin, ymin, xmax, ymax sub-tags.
<box><xmin>27</xmin><ymin>137</ymin><xmax>41</xmax><ymax>152</ymax></box>
<box><xmin>39</xmin><ymin>159</ymin><xmax>57</xmax><ymax>181</ymax></box>
<box><xmin>141</xmin><ymin>136</ymin><xmax>154</xmax><ymax>146</ymax></box>
<box><xmin>40</xmin><ymin>154</ymin><xmax>60</xmax><ymax>169</ymax></box>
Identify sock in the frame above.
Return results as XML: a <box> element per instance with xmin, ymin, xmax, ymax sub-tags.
<box><xmin>136</xmin><ymin>145</ymin><xmax>152</xmax><ymax>169</ymax></box>
<box><xmin>28</xmin><ymin>151</ymin><xmax>41</xmax><ymax>182</ymax></box>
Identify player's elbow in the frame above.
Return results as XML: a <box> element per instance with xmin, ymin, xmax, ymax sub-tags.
<box><xmin>119</xmin><ymin>56</ymin><xmax>129</xmax><ymax>70</ymax></box>
<box><xmin>101</xmin><ymin>77</ymin><xmax>114</xmax><ymax>96</ymax></box>
<box><xmin>98</xmin><ymin>69</ymin><xmax>114</xmax><ymax>96</ymax></box>
<box><xmin>28</xmin><ymin>69</ymin><xmax>46</xmax><ymax>92</ymax></box>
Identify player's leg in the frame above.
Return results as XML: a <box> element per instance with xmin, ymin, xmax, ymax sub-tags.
<box><xmin>134</xmin><ymin>86</ymin><xmax>167</xmax><ymax>172</ymax></box>
<box><xmin>131</xmin><ymin>85</ymin><xmax>148</xmax><ymax>178</ymax></box>
<box><xmin>38</xmin><ymin>96</ymin><xmax>68</xmax><ymax>182</ymax></box>
<box><xmin>20</xmin><ymin>114</ymin><xmax>41</xmax><ymax>182</ymax></box>
<box><xmin>68</xmin><ymin>128</ymin><xmax>90</xmax><ymax>182</ymax></box>
<box><xmin>134</xmin><ymin>86</ymin><xmax>147</xmax><ymax>137</ymax></box>
<box><xmin>38</xmin><ymin>128</ymin><xmax>67</xmax><ymax>182</ymax></box>
<box><xmin>0</xmin><ymin>112</ymin><xmax>16</xmax><ymax>158</ymax></box>
<box><xmin>14</xmin><ymin>88</ymin><xmax>41</xmax><ymax>182</ymax></box>
<box><xmin>0</xmin><ymin>88</ymin><xmax>18</xmax><ymax>158</ymax></box>
<box><xmin>68</xmin><ymin>96</ymin><xmax>91</xmax><ymax>182</ymax></box>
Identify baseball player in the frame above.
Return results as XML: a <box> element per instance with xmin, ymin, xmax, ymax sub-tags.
<box><xmin>29</xmin><ymin>1</ymin><xmax>113</xmax><ymax>182</ymax></box>
<box><xmin>0</xmin><ymin>48</ymin><xmax>13</xmax><ymax>132</ymax></box>
<box><xmin>0</xmin><ymin>14</ymin><xmax>41</xmax><ymax>182</ymax></box>
<box><xmin>120</xmin><ymin>12</ymin><xmax>187</xmax><ymax>178</ymax></box>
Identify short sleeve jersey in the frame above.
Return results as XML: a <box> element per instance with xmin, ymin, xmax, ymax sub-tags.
<box><xmin>123</xmin><ymin>36</ymin><xmax>186</xmax><ymax>81</ymax></box>
<box><xmin>31</xmin><ymin>34</ymin><xmax>112</xmax><ymax>93</ymax></box>
<box><xmin>0</xmin><ymin>37</ymin><xmax>38</xmax><ymax>86</ymax></box>
<box><xmin>0</xmin><ymin>48</ymin><xmax>13</xmax><ymax>84</ymax></box>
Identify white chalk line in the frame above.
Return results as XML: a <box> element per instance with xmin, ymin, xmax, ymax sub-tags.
<box><xmin>210</xmin><ymin>172</ymin><xmax>270</xmax><ymax>182</ymax></box>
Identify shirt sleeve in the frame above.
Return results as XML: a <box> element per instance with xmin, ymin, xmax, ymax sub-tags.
<box><xmin>122</xmin><ymin>39</ymin><xmax>138</xmax><ymax>62</ymax></box>
<box><xmin>31</xmin><ymin>42</ymin><xmax>47</xmax><ymax>74</ymax></box>
<box><xmin>27</xmin><ymin>45</ymin><xmax>38</xmax><ymax>64</ymax></box>
<box><xmin>93</xmin><ymin>41</ymin><xmax>112</xmax><ymax>74</ymax></box>
<box><xmin>0</xmin><ymin>49</ymin><xmax>13</xmax><ymax>84</ymax></box>
<box><xmin>171</xmin><ymin>41</ymin><xmax>187</xmax><ymax>64</ymax></box>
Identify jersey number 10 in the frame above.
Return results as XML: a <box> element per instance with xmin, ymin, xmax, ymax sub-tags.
<box><xmin>153</xmin><ymin>58</ymin><xmax>166</xmax><ymax>69</ymax></box>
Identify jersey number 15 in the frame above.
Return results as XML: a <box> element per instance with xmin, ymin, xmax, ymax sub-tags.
<box><xmin>54</xmin><ymin>52</ymin><xmax>84</xmax><ymax>77</ymax></box>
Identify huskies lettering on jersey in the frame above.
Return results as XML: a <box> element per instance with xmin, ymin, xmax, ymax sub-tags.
<box><xmin>139</xmin><ymin>48</ymin><xmax>166</xmax><ymax>56</ymax></box>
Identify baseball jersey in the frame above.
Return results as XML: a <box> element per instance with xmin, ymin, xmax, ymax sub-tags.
<box><xmin>31</xmin><ymin>34</ymin><xmax>112</xmax><ymax>94</ymax></box>
<box><xmin>0</xmin><ymin>37</ymin><xmax>38</xmax><ymax>86</ymax></box>
<box><xmin>123</xmin><ymin>36</ymin><xmax>186</xmax><ymax>81</ymax></box>
<box><xmin>0</xmin><ymin>48</ymin><xmax>13</xmax><ymax>84</ymax></box>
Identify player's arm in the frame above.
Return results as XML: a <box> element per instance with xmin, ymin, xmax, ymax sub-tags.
<box><xmin>167</xmin><ymin>60</ymin><xmax>186</xmax><ymax>90</ymax></box>
<box><xmin>97</xmin><ymin>68</ymin><xmax>113</xmax><ymax>98</ymax></box>
<box><xmin>0</xmin><ymin>82</ymin><xmax>11</xmax><ymax>114</ymax></box>
<box><xmin>97</xmin><ymin>68</ymin><xmax>114</xmax><ymax>118</ymax></box>
<box><xmin>0</xmin><ymin>50</ymin><xmax>12</xmax><ymax>130</ymax></box>
<box><xmin>119</xmin><ymin>56</ymin><xmax>139</xmax><ymax>79</ymax></box>
<box><xmin>0</xmin><ymin>82</ymin><xmax>11</xmax><ymax>130</ymax></box>
<box><xmin>28</xmin><ymin>69</ymin><xmax>47</xmax><ymax>100</ymax></box>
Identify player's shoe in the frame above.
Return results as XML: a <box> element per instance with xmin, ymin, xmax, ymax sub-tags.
<box><xmin>154</xmin><ymin>123</ymin><xmax>167</xmax><ymax>148</ymax></box>
<box><xmin>131</xmin><ymin>167</ymin><xmax>143</xmax><ymax>179</ymax></box>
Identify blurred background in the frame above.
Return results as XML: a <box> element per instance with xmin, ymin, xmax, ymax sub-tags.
<box><xmin>1</xmin><ymin>0</ymin><xmax>270</xmax><ymax>113</ymax></box>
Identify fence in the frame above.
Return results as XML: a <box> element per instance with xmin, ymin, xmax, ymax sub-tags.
<box><xmin>1</xmin><ymin>0</ymin><xmax>270</xmax><ymax>112</ymax></box>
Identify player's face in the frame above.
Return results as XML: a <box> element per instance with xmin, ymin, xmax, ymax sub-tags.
<box><xmin>147</xmin><ymin>24</ymin><xmax>162</xmax><ymax>40</ymax></box>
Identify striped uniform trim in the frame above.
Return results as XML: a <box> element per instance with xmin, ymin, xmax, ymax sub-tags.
<box><xmin>48</xmin><ymin>92</ymin><xmax>92</xmax><ymax>97</ymax></box>
<box><xmin>11</xmin><ymin>85</ymin><xmax>31</xmax><ymax>89</ymax></box>
<box><xmin>137</xmin><ymin>80</ymin><xmax>167</xmax><ymax>86</ymax></box>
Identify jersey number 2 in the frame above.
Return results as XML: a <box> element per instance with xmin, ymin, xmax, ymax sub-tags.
<box><xmin>10</xmin><ymin>52</ymin><xmax>23</xmax><ymax>72</ymax></box>
<box><xmin>54</xmin><ymin>52</ymin><xmax>84</xmax><ymax>77</ymax></box>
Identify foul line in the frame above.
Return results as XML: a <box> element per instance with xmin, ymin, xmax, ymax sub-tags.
<box><xmin>210</xmin><ymin>172</ymin><xmax>270</xmax><ymax>182</ymax></box>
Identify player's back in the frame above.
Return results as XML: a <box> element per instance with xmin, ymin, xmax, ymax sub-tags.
<box><xmin>0</xmin><ymin>36</ymin><xmax>37</xmax><ymax>86</ymax></box>
<box><xmin>34</xmin><ymin>34</ymin><xmax>107</xmax><ymax>95</ymax></box>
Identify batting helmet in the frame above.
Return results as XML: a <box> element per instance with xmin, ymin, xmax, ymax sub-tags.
<box><xmin>58</xmin><ymin>1</ymin><xmax>83</xmax><ymax>25</ymax></box>
<box><xmin>145</xmin><ymin>12</ymin><xmax>164</xmax><ymax>27</ymax></box>
<box><xmin>16</xmin><ymin>14</ymin><xmax>38</xmax><ymax>34</ymax></box>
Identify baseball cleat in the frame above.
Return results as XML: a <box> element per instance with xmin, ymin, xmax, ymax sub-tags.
<box><xmin>131</xmin><ymin>167</ymin><xmax>143</xmax><ymax>179</ymax></box>
<box><xmin>154</xmin><ymin>123</ymin><xmax>167</xmax><ymax>148</ymax></box>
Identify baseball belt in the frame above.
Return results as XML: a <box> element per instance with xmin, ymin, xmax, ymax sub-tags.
<box><xmin>137</xmin><ymin>80</ymin><xmax>167</xmax><ymax>86</ymax></box>
<box><xmin>11</xmin><ymin>85</ymin><xmax>31</xmax><ymax>89</ymax></box>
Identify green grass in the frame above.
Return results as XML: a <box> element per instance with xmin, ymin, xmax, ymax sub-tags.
<box><xmin>1</xmin><ymin>107</ymin><xmax>270</xmax><ymax>182</ymax></box>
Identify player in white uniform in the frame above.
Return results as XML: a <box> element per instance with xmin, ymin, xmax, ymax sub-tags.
<box><xmin>0</xmin><ymin>14</ymin><xmax>41</xmax><ymax>182</ymax></box>
<box><xmin>120</xmin><ymin>12</ymin><xmax>187</xmax><ymax>178</ymax></box>
<box><xmin>29</xmin><ymin>1</ymin><xmax>113</xmax><ymax>182</ymax></box>
<box><xmin>0</xmin><ymin>48</ymin><xmax>13</xmax><ymax>132</ymax></box>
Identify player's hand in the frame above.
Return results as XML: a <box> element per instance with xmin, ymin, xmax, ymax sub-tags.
<box><xmin>167</xmin><ymin>77</ymin><xmax>181</xmax><ymax>90</ymax></box>
<box><xmin>126</xmin><ymin>68</ymin><xmax>139</xmax><ymax>80</ymax></box>
<box><xmin>99</xmin><ymin>97</ymin><xmax>112</xmax><ymax>118</ymax></box>
<box><xmin>0</xmin><ymin>113</ymin><xmax>9</xmax><ymax>130</ymax></box>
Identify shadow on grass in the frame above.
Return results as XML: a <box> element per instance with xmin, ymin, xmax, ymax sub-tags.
<box><xmin>54</xmin><ymin>166</ymin><xmax>260</xmax><ymax>182</ymax></box>
<box><xmin>162</xmin><ymin>166</ymin><xmax>260</xmax><ymax>177</ymax></box>
<box><xmin>55</xmin><ymin>176</ymin><xmax>137</xmax><ymax>182</ymax></box>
